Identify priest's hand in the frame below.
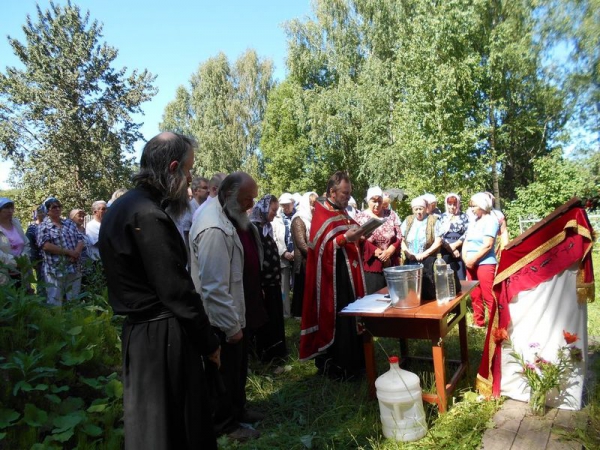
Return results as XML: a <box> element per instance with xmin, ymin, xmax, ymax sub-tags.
<box><xmin>345</xmin><ymin>227</ymin><xmax>365</xmax><ymax>242</ymax></box>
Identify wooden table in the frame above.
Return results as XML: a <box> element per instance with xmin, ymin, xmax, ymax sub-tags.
<box><xmin>339</xmin><ymin>280</ymin><xmax>478</xmax><ymax>413</ymax></box>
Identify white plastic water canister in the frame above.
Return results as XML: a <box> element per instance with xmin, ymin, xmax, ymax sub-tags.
<box><xmin>375</xmin><ymin>356</ymin><xmax>427</xmax><ymax>441</ymax></box>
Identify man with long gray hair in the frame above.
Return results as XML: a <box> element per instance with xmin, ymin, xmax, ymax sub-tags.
<box><xmin>190</xmin><ymin>171</ymin><xmax>265</xmax><ymax>441</ymax></box>
<box><xmin>99</xmin><ymin>132</ymin><xmax>220</xmax><ymax>449</ymax></box>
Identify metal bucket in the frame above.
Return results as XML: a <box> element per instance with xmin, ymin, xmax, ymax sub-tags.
<box><xmin>383</xmin><ymin>264</ymin><xmax>423</xmax><ymax>309</ymax></box>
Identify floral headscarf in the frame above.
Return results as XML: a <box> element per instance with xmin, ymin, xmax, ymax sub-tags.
<box><xmin>250</xmin><ymin>194</ymin><xmax>276</xmax><ymax>237</ymax></box>
<box><xmin>444</xmin><ymin>193</ymin><xmax>461</xmax><ymax>214</ymax></box>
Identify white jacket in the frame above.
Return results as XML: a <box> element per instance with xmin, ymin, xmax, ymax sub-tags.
<box><xmin>272</xmin><ymin>213</ymin><xmax>291</xmax><ymax>268</ymax></box>
<box><xmin>189</xmin><ymin>199</ymin><xmax>263</xmax><ymax>338</ymax></box>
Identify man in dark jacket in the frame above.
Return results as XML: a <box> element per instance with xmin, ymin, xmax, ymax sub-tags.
<box><xmin>99</xmin><ymin>132</ymin><xmax>220</xmax><ymax>449</ymax></box>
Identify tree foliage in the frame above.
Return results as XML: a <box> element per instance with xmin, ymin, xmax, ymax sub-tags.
<box><xmin>160</xmin><ymin>50</ymin><xmax>274</xmax><ymax>181</ymax></box>
<box><xmin>260</xmin><ymin>0</ymin><xmax>568</xmax><ymax>204</ymax></box>
<box><xmin>0</xmin><ymin>1</ymin><xmax>156</xmax><ymax>212</ymax></box>
<box><xmin>503</xmin><ymin>149</ymin><xmax>595</xmax><ymax>234</ymax></box>
<box><xmin>537</xmin><ymin>0</ymin><xmax>600</xmax><ymax>143</ymax></box>
<box><xmin>475</xmin><ymin>0</ymin><xmax>568</xmax><ymax>205</ymax></box>
<box><xmin>260</xmin><ymin>80</ymin><xmax>319</xmax><ymax>194</ymax></box>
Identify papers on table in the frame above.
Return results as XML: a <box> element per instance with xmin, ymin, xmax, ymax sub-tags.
<box><xmin>342</xmin><ymin>293</ymin><xmax>391</xmax><ymax>313</ymax></box>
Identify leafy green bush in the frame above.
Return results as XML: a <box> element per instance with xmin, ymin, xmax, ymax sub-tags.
<box><xmin>0</xmin><ymin>280</ymin><xmax>123</xmax><ymax>448</ymax></box>
<box><xmin>504</xmin><ymin>149</ymin><xmax>595</xmax><ymax>238</ymax></box>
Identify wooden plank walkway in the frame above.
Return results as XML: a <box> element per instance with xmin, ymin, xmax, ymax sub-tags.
<box><xmin>481</xmin><ymin>399</ymin><xmax>587</xmax><ymax>449</ymax></box>
<box><xmin>481</xmin><ymin>339</ymin><xmax>597</xmax><ymax>450</ymax></box>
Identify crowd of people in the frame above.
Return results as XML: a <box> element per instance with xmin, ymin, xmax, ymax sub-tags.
<box><xmin>0</xmin><ymin>131</ymin><xmax>511</xmax><ymax>448</ymax></box>
<box><xmin>0</xmin><ymin>195</ymin><xmax>113</xmax><ymax>303</ymax></box>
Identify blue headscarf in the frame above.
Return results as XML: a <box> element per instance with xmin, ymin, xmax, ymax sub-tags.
<box><xmin>250</xmin><ymin>194</ymin><xmax>275</xmax><ymax>237</ymax></box>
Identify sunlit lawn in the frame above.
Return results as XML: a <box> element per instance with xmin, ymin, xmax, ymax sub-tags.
<box><xmin>4</xmin><ymin>238</ymin><xmax>598</xmax><ymax>448</ymax></box>
<box><xmin>225</xmin><ymin>249</ymin><xmax>600</xmax><ymax>450</ymax></box>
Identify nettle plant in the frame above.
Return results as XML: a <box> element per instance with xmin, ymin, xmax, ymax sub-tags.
<box><xmin>0</xmin><ymin>278</ymin><xmax>124</xmax><ymax>448</ymax></box>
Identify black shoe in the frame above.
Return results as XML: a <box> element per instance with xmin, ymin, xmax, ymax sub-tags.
<box><xmin>227</xmin><ymin>426</ymin><xmax>260</xmax><ymax>442</ymax></box>
<box><xmin>239</xmin><ymin>409</ymin><xmax>266</xmax><ymax>423</ymax></box>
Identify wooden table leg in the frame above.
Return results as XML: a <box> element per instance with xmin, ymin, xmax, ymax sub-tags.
<box><xmin>399</xmin><ymin>338</ymin><xmax>409</xmax><ymax>366</ymax></box>
<box><xmin>363</xmin><ymin>331</ymin><xmax>377</xmax><ymax>399</ymax></box>
<box><xmin>432</xmin><ymin>337</ymin><xmax>448</xmax><ymax>413</ymax></box>
<box><xmin>458</xmin><ymin>315</ymin><xmax>469</xmax><ymax>373</ymax></box>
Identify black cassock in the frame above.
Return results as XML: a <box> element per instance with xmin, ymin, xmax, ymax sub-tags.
<box><xmin>99</xmin><ymin>185</ymin><xmax>219</xmax><ymax>449</ymax></box>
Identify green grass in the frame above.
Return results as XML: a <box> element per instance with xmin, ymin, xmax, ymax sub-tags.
<box><xmin>223</xmin><ymin>250</ymin><xmax>600</xmax><ymax>450</ymax></box>
<box><xmin>562</xmin><ymin>247</ymin><xmax>600</xmax><ymax>448</ymax></box>
<box><xmin>5</xmin><ymin>251</ymin><xmax>598</xmax><ymax>448</ymax></box>
<box><xmin>223</xmin><ymin>311</ymin><xmax>497</xmax><ymax>449</ymax></box>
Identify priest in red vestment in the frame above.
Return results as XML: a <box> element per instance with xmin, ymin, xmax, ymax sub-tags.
<box><xmin>299</xmin><ymin>171</ymin><xmax>368</xmax><ymax>380</ymax></box>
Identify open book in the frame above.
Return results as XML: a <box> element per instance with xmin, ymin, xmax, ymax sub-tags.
<box><xmin>357</xmin><ymin>217</ymin><xmax>385</xmax><ymax>237</ymax></box>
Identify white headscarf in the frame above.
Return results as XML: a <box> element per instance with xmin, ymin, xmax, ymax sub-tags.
<box><xmin>422</xmin><ymin>193</ymin><xmax>437</xmax><ymax>205</ymax></box>
<box><xmin>365</xmin><ymin>186</ymin><xmax>383</xmax><ymax>202</ymax></box>
<box><xmin>411</xmin><ymin>196</ymin><xmax>427</xmax><ymax>209</ymax></box>
<box><xmin>292</xmin><ymin>191</ymin><xmax>318</xmax><ymax>236</ymax></box>
<box><xmin>471</xmin><ymin>192</ymin><xmax>492</xmax><ymax>213</ymax></box>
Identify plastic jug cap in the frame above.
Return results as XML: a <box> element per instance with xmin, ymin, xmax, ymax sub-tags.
<box><xmin>389</xmin><ymin>356</ymin><xmax>399</xmax><ymax>364</ymax></box>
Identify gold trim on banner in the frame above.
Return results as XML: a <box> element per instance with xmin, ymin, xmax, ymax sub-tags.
<box><xmin>475</xmin><ymin>291</ymin><xmax>502</xmax><ymax>397</ymax></box>
<box><xmin>494</xmin><ymin>231</ymin><xmax>567</xmax><ymax>286</ymax></box>
<box><xmin>577</xmin><ymin>263</ymin><xmax>595</xmax><ymax>304</ymax></box>
<box><xmin>577</xmin><ymin>223</ymin><xmax>593</xmax><ymax>242</ymax></box>
<box><xmin>494</xmin><ymin>218</ymin><xmax>593</xmax><ymax>287</ymax></box>
<box><xmin>577</xmin><ymin>283</ymin><xmax>595</xmax><ymax>304</ymax></box>
<box><xmin>476</xmin><ymin>374</ymin><xmax>493</xmax><ymax>398</ymax></box>
<box><xmin>580</xmin><ymin>225</ymin><xmax>594</xmax><ymax>261</ymax></box>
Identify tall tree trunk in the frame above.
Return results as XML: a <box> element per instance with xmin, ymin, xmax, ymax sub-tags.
<box><xmin>489</xmin><ymin>101</ymin><xmax>501</xmax><ymax>210</ymax></box>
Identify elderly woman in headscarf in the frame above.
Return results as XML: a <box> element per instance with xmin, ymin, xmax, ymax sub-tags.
<box><xmin>249</xmin><ymin>194</ymin><xmax>288</xmax><ymax>361</ymax></box>
<box><xmin>422</xmin><ymin>193</ymin><xmax>441</xmax><ymax>217</ymax></box>
<box><xmin>462</xmin><ymin>192</ymin><xmax>499</xmax><ymax>329</ymax></box>
<box><xmin>0</xmin><ymin>197</ymin><xmax>30</xmax><ymax>287</ymax></box>
<box><xmin>401</xmin><ymin>196</ymin><xmax>442</xmax><ymax>264</ymax></box>
<box><xmin>290</xmin><ymin>191</ymin><xmax>318</xmax><ymax>318</ymax></box>
<box><xmin>400</xmin><ymin>196</ymin><xmax>443</xmax><ymax>299</ymax></box>
<box><xmin>439</xmin><ymin>193</ymin><xmax>470</xmax><ymax>280</ymax></box>
<box><xmin>355</xmin><ymin>186</ymin><xmax>402</xmax><ymax>293</ymax></box>
<box><xmin>37</xmin><ymin>197</ymin><xmax>84</xmax><ymax>305</ymax></box>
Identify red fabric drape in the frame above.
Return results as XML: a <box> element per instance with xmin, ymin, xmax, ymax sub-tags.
<box><xmin>476</xmin><ymin>206</ymin><xmax>594</xmax><ymax>397</ymax></box>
